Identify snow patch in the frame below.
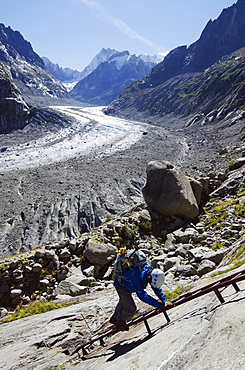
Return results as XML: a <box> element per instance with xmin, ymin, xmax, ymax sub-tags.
<box><xmin>62</xmin><ymin>81</ymin><xmax>78</xmax><ymax>92</ymax></box>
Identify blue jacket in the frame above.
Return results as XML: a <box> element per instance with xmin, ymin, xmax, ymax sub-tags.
<box><xmin>114</xmin><ymin>264</ymin><xmax>166</xmax><ymax>308</ymax></box>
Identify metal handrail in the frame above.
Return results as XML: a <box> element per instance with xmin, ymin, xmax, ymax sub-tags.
<box><xmin>65</xmin><ymin>268</ymin><xmax>245</xmax><ymax>357</ymax></box>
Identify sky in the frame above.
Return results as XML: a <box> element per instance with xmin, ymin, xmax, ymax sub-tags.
<box><xmin>1</xmin><ymin>0</ymin><xmax>237</xmax><ymax>71</ymax></box>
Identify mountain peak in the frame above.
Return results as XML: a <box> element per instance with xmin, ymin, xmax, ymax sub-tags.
<box><xmin>69</xmin><ymin>49</ymin><xmax>160</xmax><ymax>105</ymax></box>
<box><xmin>0</xmin><ymin>23</ymin><xmax>45</xmax><ymax>68</ymax></box>
<box><xmin>104</xmin><ymin>0</ymin><xmax>245</xmax><ymax>121</ymax></box>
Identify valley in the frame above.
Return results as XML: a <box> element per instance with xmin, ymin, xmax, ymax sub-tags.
<box><xmin>0</xmin><ymin>2</ymin><xmax>245</xmax><ymax>368</ymax></box>
<box><xmin>0</xmin><ymin>106</ymin><xmax>187</xmax><ymax>256</ymax></box>
<box><xmin>0</xmin><ymin>106</ymin><xmax>150</xmax><ymax>172</ymax></box>
<box><xmin>0</xmin><ymin>102</ymin><xmax>242</xmax><ymax>257</ymax></box>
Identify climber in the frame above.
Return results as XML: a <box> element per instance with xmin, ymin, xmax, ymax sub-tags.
<box><xmin>110</xmin><ymin>264</ymin><xmax>173</xmax><ymax>328</ymax></box>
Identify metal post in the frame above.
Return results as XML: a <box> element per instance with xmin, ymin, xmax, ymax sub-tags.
<box><xmin>214</xmin><ymin>289</ymin><xmax>225</xmax><ymax>303</ymax></box>
<box><xmin>82</xmin><ymin>346</ymin><xmax>88</xmax><ymax>356</ymax></box>
<box><xmin>232</xmin><ymin>283</ymin><xmax>240</xmax><ymax>292</ymax></box>
<box><xmin>162</xmin><ymin>310</ymin><xmax>170</xmax><ymax>323</ymax></box>
<box><xmin>143</xmin><ymin>319</ymin><xmax>152</xmax><ymax>335</ymax></box>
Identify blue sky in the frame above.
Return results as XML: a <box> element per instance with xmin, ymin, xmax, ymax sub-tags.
<box><xmin>1</xmin><ymin>0</ymin><xmax>237</xmax><ymax>70</ymax></box>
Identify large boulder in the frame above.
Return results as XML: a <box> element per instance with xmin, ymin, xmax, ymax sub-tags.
<box><xmin>54</xmin><ymin>281</ymin><xmax>88</xmax><ymax>296</ymax></box>
<box><xmin>83</xmin><ymin>240</ymin><xmax>117</xmax><ymax>266</ymax></box>
<box><xmin>188</xmin><ymin>247</ymin><xmax>225</xmax><ymax>265</ymax></box>
<box><xmin>142</xmin><ymin>161</ymin><xmax>199</xmax><ymax>219</ymax></box>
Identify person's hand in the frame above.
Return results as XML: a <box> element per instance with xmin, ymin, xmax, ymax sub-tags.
<box><xmin>164</xmin><ymin>301</ymin><xmax>174</xmax><ymax>308</ymax></box>
<box><xmin>159</xmin><ymin>301</ymin><xmax>173</xmax><ymax>311</ymax></box>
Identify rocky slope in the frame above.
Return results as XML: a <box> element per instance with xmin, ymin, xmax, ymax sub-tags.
<box><xmin>1</xmin><ymin>101</ymin><xmax>244</xmax><ymax>258</ymax></box>
<box><xmin>1</xmin><ymin>153</ymin><xmax>245</xmax><ymax>306</ymax></box>
<box><xmin>105</xmin><ymin>0</ymin><xmax>245</xmax><ymax>123</ymax></box>
<box><xmin>1</xmin><ymin>156</ymin><xmax>245</xmax><ymax>309</ymax></box>
<box><xmin>69</xmin><ymin>50</ymin><xmax>160</xmax><ymax>105</ymax></box>
<box><xmin>0</xmin><ymin>62</ymin><xmax>30</xmax><ymax>133</ymax></box>
<box><xmin>105</xmin><ymin>48</ymin><xmax>245</xmax><ymax>125</ymax></box>
<box><xmin>0</xmin><ymin>157</ymin><xmax>244</xmax><ymax>369</ymax></box>
<box><xmin>0</xmin><ymin>23</ymin><xmax>70</xmax><ymax>105</ymax></box>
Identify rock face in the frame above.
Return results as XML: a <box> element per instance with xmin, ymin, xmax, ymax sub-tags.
<box><xmin>132</xmin><ymin>0</ymin><xmax>245</xmax><ymax>87</ymax></box>
<box><xmin>105</xmin><ymin>0</ymin><xmax>245</xmax><ymax>122</ymax></box>
<box><xmin>0</xmin><ymin>62</ymin><xmax>30</xmax><ymax>133</ymax></box>
<box><xmin>0</xmin><ymin>278</ymin><xmax>244</xmax><ymax>370</ymax></box>
<box><xmin>0</xmin><ymin>23</ymin><xmax>69</xmax><ymax>105</ymax></box>
<box><xmin>42</xmin><ymin>57</ymin><xmax>84</xmax><ymax>84</ymax></box>
<box><xmin>142</xmin><ymin>161</ymin><xmax>199</xmax><ymax>219</ymax></box>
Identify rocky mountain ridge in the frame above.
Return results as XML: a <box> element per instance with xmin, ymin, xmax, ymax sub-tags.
<box><xmin>134</xmin><ymin>0</ymin><xmax>244</xmax><ymax>87</ymax></box>
<box><xmin>69</xmin><ymin>49</ymin><xmax>160</xmax><ymax>105</ymax></box>
<box><xmin>43</xmin><ymin>48</ymin><xmax>119</xmax><ymax>85</ymax></box>
<box><xmin>0</xmin><ymin>61</ymin><xmax>30</xmax><ymax>133</ymax></box>
<box><xmin>105</xmin><ymin>0</ymin><xmax>245</xmax><ymax>123</ymax></box>
<box><xmin>43</xmin><ymin>48</ymin><xmax>161</xmax><ymax>102</ymax></box>
<box><xmin>0</xmin><ymin>24</ymin><xmax>44</xmax><ymax>68</ymax></box>
<box><xmin>42</xmin><ymin>56</ymin><xmax>84</xmax><ymax>84</ymax></box>
<box><xmin>0</xmin><ymin>23</ymin><xmax>70</xmax><ymax>106</ymax></box>
<box><xmin>105</xmin><ymin>48</ymin><xmax>245</xmax><ymax>125</ymax></box>
<box><xmin>0</xmin><ymin>22</ymin><xmax>84</xmax><ymax>134</ymax></box>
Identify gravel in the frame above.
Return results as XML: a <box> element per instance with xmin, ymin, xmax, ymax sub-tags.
<box><xmin>0</xmin><ymin>105</ymin><xmax>244</xmax><ymax>256</ymax></box>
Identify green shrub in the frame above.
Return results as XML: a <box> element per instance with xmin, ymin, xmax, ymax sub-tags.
<box><xmin>230</xmin><ymin>242</ymin><xmax>245</xmax><ymax>261</ymax></box>
<box><xmin>235</xmin><ymin>202</ymin><xmax>245</xmax><ymax>217</ymax></box>
<box><xmin>202</xmin><ymin>199</ymin><xmax>237</xmax><ymax>229</ymax></box>
<box><xmin>118</xmin><ymin>225</ymin><xmax>137</xmax><ymax>240</ymax></box>
<box><xmin>237</xmin><ymin>186</ymin><xmax>245</xmax><ymax>196</ymax></box>
<box><xmin>210</xmin><ymin>259</ymin><xmax>245</xmax><ymax>277</ymax></box>
<box><xmin>164</xmin><ymin>285</ymin><xmax>183</xmax><ymax>301</ymax></box>
<box><xmin>139</xmin><ymin>219</ymin><xmax>153</xmax><ymax>233</ymax></box>
<box><xmin>212</xmin><ymin>240</ymin><xmax>223</xmax><ymax>251</ymax></box>
<box><xmin>228</xmin><ymin>160</ymin><xmax>236</xmax><ymax>171</ymax></box>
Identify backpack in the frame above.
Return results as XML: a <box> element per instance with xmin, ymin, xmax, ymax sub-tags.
<box><xmin>113</xmin><ymin>248</ymin><xmax>148</xmax><ymax>284</ymax></box>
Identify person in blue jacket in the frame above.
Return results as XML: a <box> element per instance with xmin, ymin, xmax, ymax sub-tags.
<box><xmin>110</xmin><ymin>264</ymin><xmax>173</xmax><ymax>328</ymax></box>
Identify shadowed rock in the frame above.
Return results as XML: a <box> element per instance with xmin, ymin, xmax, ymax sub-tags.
<box><xmin>142</xmin><ymin>160</ymin><xmax>199</xmax><ymax>219</ymax></box>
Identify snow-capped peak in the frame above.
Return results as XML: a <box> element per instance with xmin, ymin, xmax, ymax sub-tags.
<box><xmin>138</xmin><ymin>54</ymin><xmax>163</xmax><ymax>64</ymax></box>
<box><xmin>79</xmin><ymin>48</ymin><xmax>118</xmax><ymax>79</ymax></box>
<box><xmin>108</xmin><ymin>50</ymin><xmax>130</xmax><ymax>69</ymax></box>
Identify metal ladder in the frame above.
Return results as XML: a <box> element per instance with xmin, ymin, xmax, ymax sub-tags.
<box><xmin>65</xmin><ymin>268</ymin><xmax>245</xmax><ymax>357</ymax></box>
